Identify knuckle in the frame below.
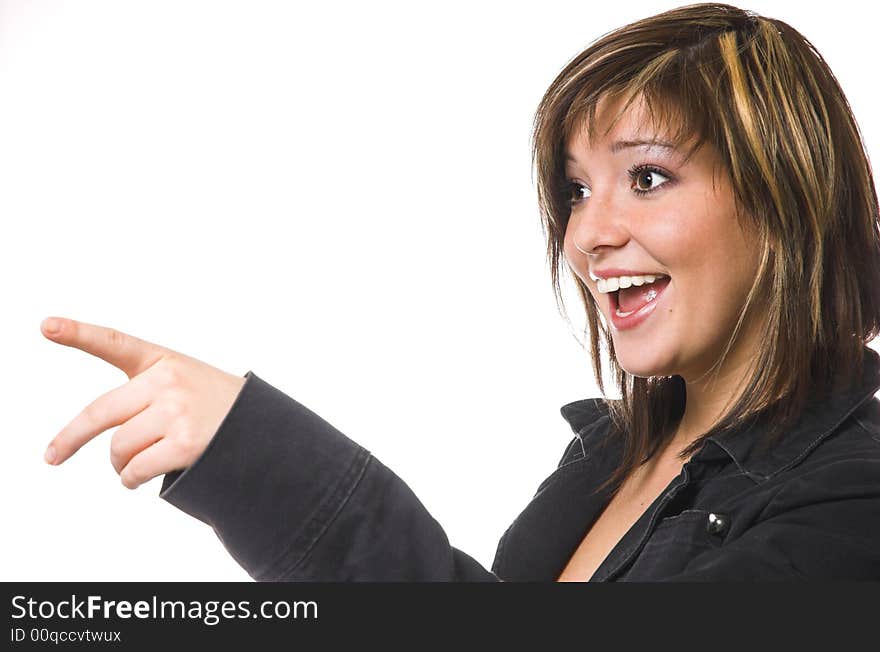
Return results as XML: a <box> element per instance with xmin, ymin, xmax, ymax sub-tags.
<box><xmin>173</xmin><ymin>428</ymin><xmax>200</xmax><ymax>461</ymax></box>
<box><xmin>121</xmin><ymin>465</ymin><xmax>139</xmax><ymax>490</ymax></box>
<box><xmin>162</xmin><ymin>396</ymin><xmax>188</xmax><ymax>420</ymax></box>
<box><xmin>83</xmin><ymin>401</ymin><xmax>107</xmax><ymax>426</ymax></box>
<box><xmin>107</xmin><ymin>328</ymin><xmax>127</xmax><ymax>350</ymax></box>
<box><xmin>108</xmin><ymin>435</ymin><xmax>125</xmax><ymax>471</ymax></box>
<box><xmin>155</xmin><ymin>357</ymin><xmax>184</xmax><ymax>388</ymax></box>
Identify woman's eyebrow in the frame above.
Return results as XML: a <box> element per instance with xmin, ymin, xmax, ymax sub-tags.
<box><xmin>610</xmin><ymin>138</ymin><xmax>676</xmax><ymax>153</ymax></box>
<box><xmin>565</xmin><ymin>139</ymin><xmax>677</xmax><ymax>162</ymax></box>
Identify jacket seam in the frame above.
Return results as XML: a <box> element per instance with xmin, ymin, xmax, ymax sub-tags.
<box><xmin>556</xmin><ymin>437</ymin><xmax>578</xmax><ymax>467</ymax></box>
<box><xmin>851</xmin><ymin>413</ymin><xmax>880</xmax><ymax>446</ymax></box>
<box><xmin>783</xmin><ymin>557</ymin><xmax>809</xmax><ymax>580</ymax></box>
<box><xmin>851</xmin><ymin>413</ymin><xmax>873</xmax><ymax>436</ymax></box>
<box><xmin>558</xmin><ymin>452</ymin><xmax>587</xmax><ymax>469</ymax></box>
<box><xmin>535</xmin><ymin>456</ymin><xmax>590</xmax><ymax>495</ymax></box>
<box><xmin>764</xmin><ymin>393</ymin><xmax>878</xmax><ymax>480</ymax></box>
<box><xmin>558</xmin><ymin>437</ymin><xmax>588</xmax><ymax>468</ymax></box>
<box><xmin>707</xmin><ymin>439</ymin><xmax>765</xmax><ymax>484</ymax></box>
<box><xmin>574</xmin><ymin>431</ymin><xmax>587</xmax><ymax>460</ymax></box>
<box><xmin>255</xmin><ymin>446</ymin><xmax>373</xmax><ymax>581</ymax></box>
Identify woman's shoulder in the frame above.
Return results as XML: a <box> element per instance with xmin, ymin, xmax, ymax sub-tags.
<box><xmin>753</xmin><ymin>395</ymin><xmax>880</xmax><ymax>501</ymax></box>
<box><xmin>811</xmin><ymin>394</ymin><xmax>880</xmax><ymax>464</ymax></box>
<box><xmin>847</xmin><ymin>393</ymin><xmax>880</xmax><ymax>442</ymax></box>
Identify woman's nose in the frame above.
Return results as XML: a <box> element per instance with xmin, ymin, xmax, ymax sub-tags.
<box><xmin>568</xmin><ymin>191</ymin><xmax>630</xmax><ymax>256</ymax></box>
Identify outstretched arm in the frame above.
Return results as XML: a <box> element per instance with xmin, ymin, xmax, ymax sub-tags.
<box><xmin>159</xmin><ymin>371</ymin><xmax>501</xmax><ymax>581</ymax></box>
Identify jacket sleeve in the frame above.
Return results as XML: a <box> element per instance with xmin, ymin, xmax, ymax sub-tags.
<box><xmin>158</xmin><ymin>371</ymin><xmax>502</xmax><ymax>581</ymax></box>
<box><xmin>659</xmin><ymin>457</ymin><xmax>880</xmax><ymax>581</ymax></box>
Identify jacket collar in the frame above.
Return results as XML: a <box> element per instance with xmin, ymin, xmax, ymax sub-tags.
<box><xmin>708</xmin><ymin>345</ymin><xmax>880</xmax><ymax>481</ymax></box>
<box><xmin>559</xmin><ymin>346</ymin><xmax>880</xmax><ymax>482</ymax></box>
<box><xmin>559</xmin><ymin>397</ymin><xmax>610</xmax><ymax>437</ymax></box>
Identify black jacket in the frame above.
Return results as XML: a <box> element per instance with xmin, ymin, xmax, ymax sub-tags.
<box><xmin>159</xmin><ymin>346</ymin><xmax>880</xmax><ymax>581</ymax></box>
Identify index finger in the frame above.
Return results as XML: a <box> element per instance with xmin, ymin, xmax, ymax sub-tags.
<box><xmin>41</xmin><ymin>316</ymin><xmax>168</xmax><ymax>379</ymax></box>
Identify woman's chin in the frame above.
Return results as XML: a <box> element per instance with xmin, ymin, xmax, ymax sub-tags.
<box><xmin>614</xmin><ymin>348</ymin><xmax>675</xmax><ymax>379</ymax></box>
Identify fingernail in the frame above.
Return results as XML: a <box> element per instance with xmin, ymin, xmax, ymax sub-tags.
<box><xmin>44</xmin><ymin>446</ymin><xmax>57</xmax><ymax>465</ymax></box>
<box><xmin>43</xmin><ymin>318</ymin><xmax>61</xmax><ymax>335</ymax></box>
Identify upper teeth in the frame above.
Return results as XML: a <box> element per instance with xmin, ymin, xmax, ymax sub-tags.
<box><xmin>594</xmin><ymin>274</ymin><xmax>668</xmax><ymax>294</ymax></box>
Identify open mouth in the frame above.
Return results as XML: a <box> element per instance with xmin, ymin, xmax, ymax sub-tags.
<box><xmin>606</xmin><ymin>275</ymin><xmax>671</xmax><ymax>318</ymax></box>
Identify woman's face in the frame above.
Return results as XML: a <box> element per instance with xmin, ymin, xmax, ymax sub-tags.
<box><xmin>562</xmin><ymin>93</ymin><xmax>764</xmax><ymax>383</ymax></box>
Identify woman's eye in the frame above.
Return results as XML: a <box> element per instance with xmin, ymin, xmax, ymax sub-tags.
<box><xmin>566</xmin><ymin>182</ymin><xmax>591</xmax><ymax>206</ymax></box>
<box><xmin>563</xmin><ymin>165</ymin><xmax>674</xmax><ymax>207</ymax></box>
<box><xmin>629</xmin><ymin>165</ymin><xmax>672</xmax><ymax>195</ymax></box>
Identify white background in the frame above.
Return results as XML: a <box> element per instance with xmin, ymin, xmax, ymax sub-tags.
<box><xmin>1</xmin><ymin>0</ymin><xmax>877</xmax><ymax>581</ymax></box>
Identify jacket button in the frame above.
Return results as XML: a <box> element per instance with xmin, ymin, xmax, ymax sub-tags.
<box><xmin>706</xmin><ymin>512</ymin><xmax>730</xmax><ymax>535</ymax></box>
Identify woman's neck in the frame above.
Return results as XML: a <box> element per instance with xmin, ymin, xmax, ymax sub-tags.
<box><xmin>672</xmin><ymin>341</ymin><xmax>760</xmax><ymax>456</ymax></box>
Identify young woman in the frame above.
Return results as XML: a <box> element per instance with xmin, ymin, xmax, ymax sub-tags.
<box><xmin>42</xmin><ymin>2</ymin><xmax>880</xmax><ymax>581</ymax></box>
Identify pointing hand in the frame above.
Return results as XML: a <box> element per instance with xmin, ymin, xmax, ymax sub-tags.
<box><xmin>41</xmin><ymin>316</ymin><xmax>247</xmax><ymax>489</ymax></box>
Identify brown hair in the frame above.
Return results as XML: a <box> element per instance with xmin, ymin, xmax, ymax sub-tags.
<box><xmin>531</xmin><ymin>2</ymin><xmax>880</xmax><ymax>494</ymax></box>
